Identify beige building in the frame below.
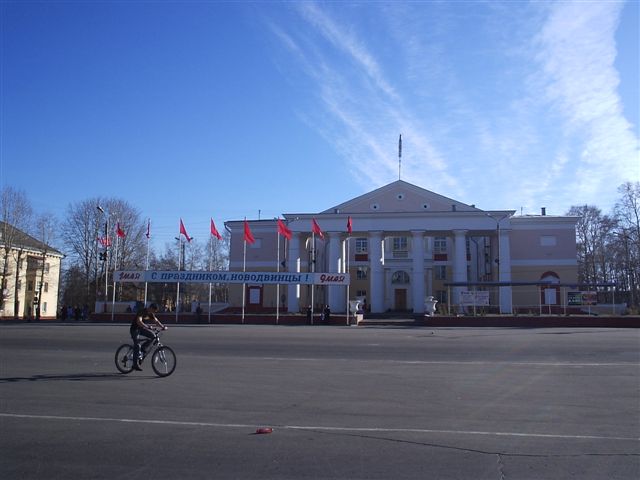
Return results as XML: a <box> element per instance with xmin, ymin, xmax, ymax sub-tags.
<box><xmin>0</xmin><ymin>222</ymin><xmax>63</xmax><ymax>320</ymax></box>
<box><xmin>225</xmin><ymin>180</ymin><xmax>579</xmax><ymax>315</ymax></box>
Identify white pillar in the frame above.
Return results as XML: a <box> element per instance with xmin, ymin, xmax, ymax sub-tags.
<box><xmin>411</xmin><ymin>231</ymin><xmax>425</xmax><ymax>313</ymax></box>
<box><xmin>452</xmin><ymin>230</ymin><xmax>468</xmax><ymax>308</ymax></box>
<box><xmin>287</xmin><ymin>232</ymin><xmax>301</xmax><ymax>313</ymax></box>
<box><xmin>326</xmin><ymin>232</ymin><xmax>345</xmax><ymax>313</ymax></box>
<box><xmin>499</xmin><ymin>228</ymin><xmax>512</xmax><ymax>313</ymax></box>
<box><xmin>369</xmin><ymin>231</ymin><xmax>384</xmax><ymax>313</ymax></box>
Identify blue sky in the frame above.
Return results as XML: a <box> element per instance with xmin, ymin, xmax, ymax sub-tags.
<box><xmin>1</xmin><ymin>1</ymin><xmax>638</xmax><ymax>247</ymax></box>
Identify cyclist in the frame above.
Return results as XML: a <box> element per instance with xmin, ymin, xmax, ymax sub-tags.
<box><xmin>130</xmin><ymin>303</ymin><xmax>166</xmax><ymax>371</ymax></box>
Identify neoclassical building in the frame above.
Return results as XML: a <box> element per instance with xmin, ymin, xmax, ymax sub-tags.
<box><xmin>225</xmin><ymin>181</ymin><xmax>579</xmax><ymax>314</ymax></box>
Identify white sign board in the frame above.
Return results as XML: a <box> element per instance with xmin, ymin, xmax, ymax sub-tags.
<box><xmin>460</xmin><ymin>290</ymin><xmax>490</xmax><ymax>306</ymax></box>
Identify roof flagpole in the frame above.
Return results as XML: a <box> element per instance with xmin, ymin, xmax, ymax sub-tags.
<box><xmin>398</xmin><ymin>134</ymin><xmax>402</xmax><ymax>181</ymax></box>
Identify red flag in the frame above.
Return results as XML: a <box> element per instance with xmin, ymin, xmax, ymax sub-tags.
<box><xmin>311</xmin><ymin>218</ymin><xmax>324</xmax><ymax>239</ymax></box>
<box><xmin>347</xmin><ymin>216</ymin><xmax>353</xmax><ymax>235</ymax></box>
<box><xmin>179</xmin><ymin>218</ymin><xmax>192</xmax><ymax>242</ymax></box>
<box><xmin>210</xmin><ymin>218</ymin><xmax>222</xmax><ymax>240</ymax></box>
<box><xmin>116</xmin><ymin>222</ymin><xmax>126</xmax><ymax>238</ymax></box>
<box><xmin>98</xmin><ymin>237</ymin><xmax>112</xmax><ymax>247</ymax></box>
<box><xmin>244</xmin><ymin>219</ymin><xmax>255</xmax><ymax>244</ymax></box>
<box><xmin>277</xmin><ymin>218</ymin><xmax>292</xmax><ymax>240</ymax></box>
<box><xmin>145</xmin><ymin>219</ymin><xmax>151</xmax><ymax>239</ymax></box>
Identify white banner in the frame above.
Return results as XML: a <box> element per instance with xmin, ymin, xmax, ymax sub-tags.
<box><xmin>114</xmin><ymin>270</ymin><xmax>350</xmax><ymax>286</ymax></box>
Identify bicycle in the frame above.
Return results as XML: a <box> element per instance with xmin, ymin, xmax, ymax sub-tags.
<box><xmin>114</xmin><ymin>327</ymin><xmax>177</xmax><ymax>377</ymax></box>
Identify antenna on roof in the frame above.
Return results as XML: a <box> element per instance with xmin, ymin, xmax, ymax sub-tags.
<box><xmin>398</xmin><ymin>134</ymin><xmax>402</xmax><ymax>180</ymax></box>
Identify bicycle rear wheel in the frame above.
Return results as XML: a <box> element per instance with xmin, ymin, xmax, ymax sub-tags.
<box><xmin>151</xmin><ymin>346</ymin><xmax>177</xmax><ymax>377</ymax></box>
<box><xmin>115</xmin><ymin>344</ymin><xmax>135</xmax><ymax>374</ymax></box>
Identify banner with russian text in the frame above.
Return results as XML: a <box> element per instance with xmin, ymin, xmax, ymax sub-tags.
<box><xmin>115</xmin><ymin>270</ymin><xmax>350</xmax><ymax>285</ymax></box>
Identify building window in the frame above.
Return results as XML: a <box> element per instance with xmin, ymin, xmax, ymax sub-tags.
<box><xmin>392</xmin><ymin>237</ymin><xmax>408</xmax><ymax>258</ymax></box>
<box><xmin>540</xmin><ymin>235</ymin><xmax>557</xmax><ymax>246</ymax></box>
<box><xmin>435</xmin><ymin>266</ymin><xmax>447</xmax><ymax>280</ymax></box>
<box><xmin>434</xmin><ymin>237</ymin><xmax>447</xmax><ymax>254</ymax></box>
<box><xmin>44</xmin><ymin>282</ymin><xmax>49</xmax><ymax>293</ymax></box>
<box><xmin>45</xmin><ymin>262</ymin><xmax>50</xmax><ymax>273</ymax></box>
<box><xmin>17</xmin><ymin>279</ymin><xmax>21</xmax><ymax>291</ymax></box>
<box><xmin>356</xmin><ymin>267</ymin><xmax>368</xmax><ymax>280</ymax></box>
<box><xmin>393</xmin><ymin>237</ymin><xmax>408</xmax><ymax>251</ymax></box>
<box><xmin>42</xmin><ymin>302</ymin><xmax>47</xmax><ymax>313</ymax></box>
<box><xmin>355</xmin><ymin>238</ymin><xmax>368</xmax><ymax>253</ymax></box>
<box><xmin>27</xmin><ymin>281</ymin><xmax>34</xmax><ymax>291</ymax></box>
<box><xmin>436</xmin><ymin>290</ymin><xmax>448</xmax><ymax>304</ymax></box>
<box><xmin>391</xmin><ymin>271</ymin><xmax>410</xmax><ymax>284</ymax></box>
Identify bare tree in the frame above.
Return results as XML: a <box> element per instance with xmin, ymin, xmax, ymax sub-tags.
<box><xmin>567</xmin><ymin>205</ymin><xmax>608</xmax><ymax>285</ymax></box>
<box><xmin>34</xmin><ymin>213</ymin><xmax>58</xmax><ymax>320</ymax></box>
<box><xmin>0</xmin><ymin>187</ymin><xmax>33</xmax><ymax>314</ymax></box>
<box><xmin>613</xmin><ymin>182</ymin><xmax>640</xmax><ymax>308</ymax></box>
<box><xmin>61</xmin><ymin>197</ymin><xmax>145</xmax><ymax>310</ymax></box>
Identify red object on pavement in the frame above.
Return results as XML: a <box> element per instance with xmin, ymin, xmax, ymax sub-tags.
<box><xmin>255</xmin><ymin>427</ymin><xmax>273</xmax><ymax>434</ymax></box>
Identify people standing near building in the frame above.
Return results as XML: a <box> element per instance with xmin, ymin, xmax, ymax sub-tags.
<box><xmin>323</xmin><ymin>305</ymin><xmax>331</xmax><ymax>324</ymax></box>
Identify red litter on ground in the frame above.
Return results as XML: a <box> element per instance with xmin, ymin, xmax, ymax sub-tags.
<box><xmin>255</xmin><ymin>427</ymin><xmax>273</xmax><ymax>434</ymax></box>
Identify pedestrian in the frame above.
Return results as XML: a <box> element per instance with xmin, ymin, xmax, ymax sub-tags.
<box><xmin>323</xmin><ymin>305</ymin><xmax>331</xmax><ymax>324</ymax></box>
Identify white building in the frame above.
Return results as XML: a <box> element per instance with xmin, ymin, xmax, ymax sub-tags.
<box><xmin>0</xmin><ymin>222</ymin><xmax>63</xmax><ymax>320</ymax></box>
<box><xmin>225</xmin><ymin>180</ymin><xmax>579</xmax><ymax>315</ymax></box>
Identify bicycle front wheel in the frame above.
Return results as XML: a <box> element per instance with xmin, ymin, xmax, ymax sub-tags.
<box><xmin>115</xmin><ymin>344</ymin><xmax>135</xmax><ymax>374</ymax></box>
<box><xmin>151</xmin><ymin>346</ymin><xmax>177</xmax><ymax>377</ymax></box>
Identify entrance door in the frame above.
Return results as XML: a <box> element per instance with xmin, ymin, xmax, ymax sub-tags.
<box><xmin>394</xmin><ymin>289</ymin><xmax>407</xmax><ymax>311</ymax></box>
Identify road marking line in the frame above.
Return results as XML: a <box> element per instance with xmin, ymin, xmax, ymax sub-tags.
<box><xmin>231</xmin><ymin>356</ymin><xmax>638</xmax><ymax>367</ymax></box>
<box><xmin>1</xmin><ymin>413</ymin><xmax>637</xmax><ymax>442</ymax></box>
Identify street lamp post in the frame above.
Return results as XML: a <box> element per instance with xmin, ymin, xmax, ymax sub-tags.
<box><xmin>485</xmin><ymin>213</ymin><xmax>511</xmax><ymax>313</ymax></box>
<box><xmin>97</xmin><ymin>206</ymin><xmax>112</xmax><ymax>313</ymax></box>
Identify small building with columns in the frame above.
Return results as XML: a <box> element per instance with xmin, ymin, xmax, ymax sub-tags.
<box><xmin>225</xmin><ymin>180</ymin><xmax>579</xmax><ymax>315</ymax></box>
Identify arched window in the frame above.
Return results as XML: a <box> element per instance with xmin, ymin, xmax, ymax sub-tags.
<box><xmin>391</xmin><ymin>271</ymin><xmax>410</xmax><ymax>284</ymax></box>
<box><xmin>540</xmin><ymin>271</ymin><xmax>560</xmax><ymax>283</ymax></box>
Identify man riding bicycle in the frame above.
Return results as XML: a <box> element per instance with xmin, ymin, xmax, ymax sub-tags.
<box><xmin>130</xmin><ymin>303</ymin><xmax>166</xmax><ymax>371</ymax></box>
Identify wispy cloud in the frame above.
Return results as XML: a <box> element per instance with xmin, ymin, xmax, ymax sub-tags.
<box><xmin>280</xmin><ymin>2</ymin><xmax>462</xmax><ymax>196</ymax></box>
<box><xmin>532</xmin><ymin>0</ymin><xmax>639</xmax><ymax>204</ymax></box>
<box><xmin>265</xmin><ymin>1</ymin><xmax>638</xmax><ymax>214</ymax></box>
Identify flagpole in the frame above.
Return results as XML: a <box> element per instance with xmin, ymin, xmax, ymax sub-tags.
<box><xmin>242</xmin><ymin>236</ymin><xmax>246</xmax><ymax>324</ymax></box>
<box><xmin>398</xmin><ymin>134</ymin><xmax>402</xmax><ymax>181</ymax></box>
<box><xmin>144</xmin><ymin>218</ymin><xmax>150</xmax><ymax>305</ymax></box>
<box><xmin>111</xmin><ymin>224</ymin><xmax>119</xmax><ymax>322</ymax></box>
<box><xmin>176</xmin><ymin>235</ymin><xmax>181</xmax><ymax>323</ymax></box>
<box><xmin>346</xmin><ymin>235</ymin><xmax>350</xmax><ymax>326</ymax></box>
<box><xmin>209</xmin><ymin>233</ymin><xmax>214</xmax><ymax>324</ymax></box>
<box><xmin>276</xmin><ymin>228</ymin><xmax>280</xmax><ymax>325</ymax></box>
<box><xmin>311</xmin><ymin>231</ymin><xmax>315</xmax><ymax>325</ymax></box>
<box><xmin>104</xmin><ymin>217</ymin><xmax>109</xmax><ymax>313</ymax></box>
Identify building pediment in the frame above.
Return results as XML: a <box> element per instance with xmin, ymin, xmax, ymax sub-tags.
<box><xmin>321</xmin><ymin>180</ymin><xmax>480</xmax><ymax>214</ymax></box>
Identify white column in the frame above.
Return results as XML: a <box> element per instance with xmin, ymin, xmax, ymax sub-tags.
<box><xmin>452</xmin><ymin>230</ymin><xmax>468</xmax><ymax>308</ymax></box>
<box><xmin>287</xmin><ymin>232</ymin><xmax>301</xmax><ymax>313</ymax></box>
<box><xmin>369</xmin><ymin>231</ymin><xmax>384</xmax><ymax>313</ymax></box>
<box><xmin>499</xmin><ymin>228</ymin><xmax>512</xmax><ymax>313</ymax></box>
<box><xmin>326</xmin><ymin>232</ymin><xmax>345</xmax><ymax>313</ymax></box>
<box><xmin>425</xmin><ymin>236</ymin><xmax>433</xmax><ymax>297</ymax></box>
<box><xmin>411</xmin><ymin>231</ymin><xmax>425</xmax><ymax>313</ymax></box>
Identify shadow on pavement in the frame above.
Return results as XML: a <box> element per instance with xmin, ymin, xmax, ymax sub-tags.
<box><xmin>0</xmin><ymin>372</ymin><xmax>153</xmax><ymax>383</ymax></box>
